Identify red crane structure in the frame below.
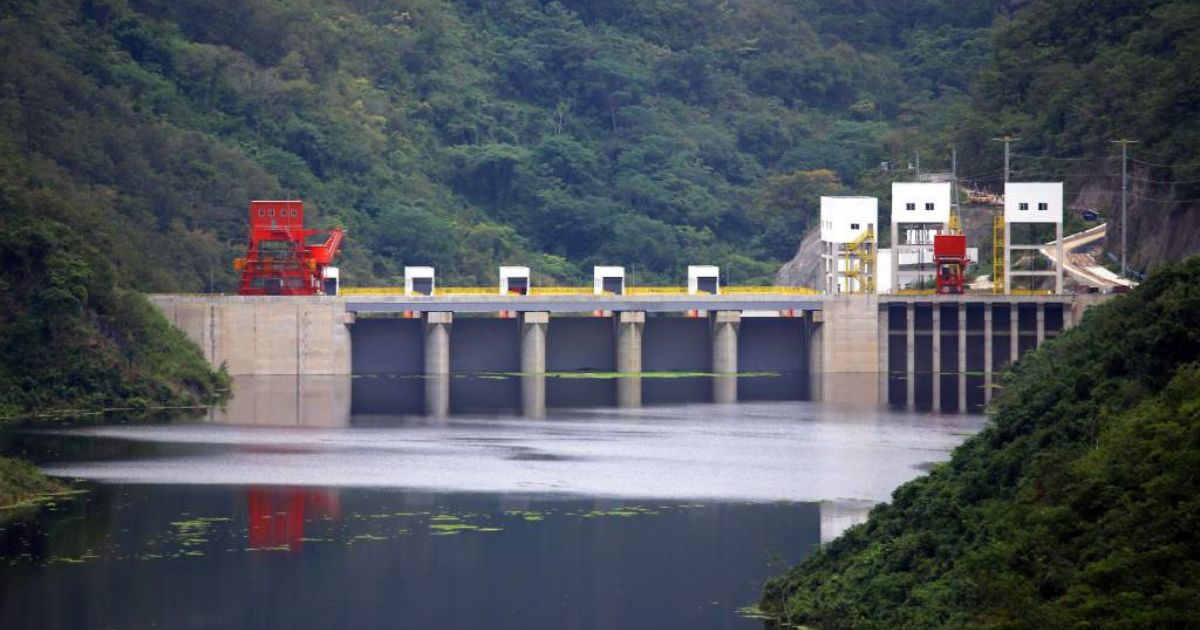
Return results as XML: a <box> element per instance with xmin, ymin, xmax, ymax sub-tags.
<box><xmin>934</xmin><ymin>233</ymin><xmax>968</xmax><ymax>294</ymax></box>
<box><xmin>234</xmin><ymin>200</ymin><xmax>344</xmax><ymax>296</ymax></box>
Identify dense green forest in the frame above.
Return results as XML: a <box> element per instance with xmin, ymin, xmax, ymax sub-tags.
<box><xmin>3</xmin><ymin>0</ymin><xmax>1195</xmax><ymax>290</ymax></box>
<box><xmin>761</xmin><ymin>257</ymin><xmax>1200</xmax><ymax>628</ymax></box>
<box><xmin>0</xmin><ymin>158</ymin><xmax>228</xmax><ymax>418</ymax></box>
<box><xmin>1</xmin><ymin>0</ymin><xmax>1002</xmax><ymax>290</ymax></box>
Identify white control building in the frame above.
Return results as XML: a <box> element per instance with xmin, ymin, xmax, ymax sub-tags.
<box><xmin>819</xmin><ymin>196</ymin><xmax>878</xmax><ymax>294</ymax></box>
<box><xmin>890</xmin><ymin>182</ymin><xmax>952</xmax><ymax>291</ymax></box>
<box><xmin>1002</xmin><ymin>182</ymin><xmax>1064</xmax><ymax>294</ymax></box>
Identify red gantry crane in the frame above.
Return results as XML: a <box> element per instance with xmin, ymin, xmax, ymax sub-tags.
<box><xmin>234</xmin><ymin>200</ymin><xmax>344</xmax><ymax>296</ymax></box>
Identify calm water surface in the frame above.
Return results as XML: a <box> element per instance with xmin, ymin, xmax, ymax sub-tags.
<box><xmin>0</xmin><ymin>374</ymin><xmax>984</xmax><ymax>629</ymax></box>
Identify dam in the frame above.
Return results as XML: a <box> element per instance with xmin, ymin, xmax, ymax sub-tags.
<box><xmin>149</xmin><ymin>292</ymin><xmax>1107</xmax><ymax>414</ymax></box>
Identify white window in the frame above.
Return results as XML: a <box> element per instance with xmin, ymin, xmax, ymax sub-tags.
<box><xmin>925</xmin><ymin>202</ymin><xmax>934</xmax><ymax>211</ymax></box>
<box><xmin>850</xmin><ymin>223</ymin><xmax>860</xmax><ymax>230</ymax></box>
<box><xmin>1038</xmin><ymin>202</ymin><xmax>1048</xmax><ymax>211</ymax></box>
<box><xmin>268</xmin><ymin>209</ymin><xmax>274</xmax><ymax>216</ymax></box>
<box><xmin>258</xmin><ymin>209</ymin><xmax>264</xmax><ymax>216</ymax></box>
<box><xmin>906</xmin><ymin>203</ymin><xmax>916</xmax><ymax>211</ymax></box>
<box><xmin>1019</xmin><ymin>202</ymin><xmax>1029</xmax><ymax>211</ymax></box>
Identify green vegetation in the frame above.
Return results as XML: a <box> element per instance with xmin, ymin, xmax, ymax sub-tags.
<box><xmin>0</xmin><ymin>0</ymin><xmax>1006</xmax><ymax>290</ymax></box>
<box><xmin>0</xmin><ymin>457</ymin><xmax>65</xmax><ymax>508</ymax></box>
<box><xmin>0</xmin><ymin>165</ymin><xmax>228</xmax><ymax>419</ymax></box>
<box><xmin>760</xmin><ymin>257</ymin><xmax>1200</xmax><ymax>628</ymax></box>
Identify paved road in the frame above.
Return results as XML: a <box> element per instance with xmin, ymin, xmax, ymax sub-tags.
<box><xmin>1040</xmin><ymin>223</ymin><xmax>1135</xmax><ymax>290</ymax></box>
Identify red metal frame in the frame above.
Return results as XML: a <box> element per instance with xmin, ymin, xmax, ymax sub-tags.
<box><xmin>934</xmin><ymin>233</ymin><xmax>968</xmax><ymax>295</ymax></box>
<box><xmin>235</xmin><ymin>200</ymin><xmax>344</xmax><ymax>295</ymax></box>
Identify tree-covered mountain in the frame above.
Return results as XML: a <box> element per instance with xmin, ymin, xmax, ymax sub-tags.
<box><xmin>0</xmin><ymin>0</ymin><xmax>1007</xmax><ymax>291</ymax></box>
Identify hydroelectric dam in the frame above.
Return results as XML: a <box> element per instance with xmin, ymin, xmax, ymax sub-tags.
<box><xmin>148</xmin><ymin>291</ymin><xmax>1109</xmax><ymax>416</ymax></box>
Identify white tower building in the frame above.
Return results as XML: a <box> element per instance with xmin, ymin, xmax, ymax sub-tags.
<box><xmin>819</xmin><ymin>196</ymin><xmax>878</xmax><ymax>294</ymax></box>
<box><xmin>1002</xmin><ymin>182</ymin><xmax>1064</xmax><ymax>294</ymax></box>
<box><xmin>890</xmin><ymin>182</ymin><xmax>952</xmax><ymax>291</ymax></box>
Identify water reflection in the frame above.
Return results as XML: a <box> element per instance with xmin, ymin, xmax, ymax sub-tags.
<box><xmin>246</xmin><ymin>488</ymin><xmax>340</xmax><ymax>551</ymax></box>
<box><xmin>205</xmin><ymin>371</ymin><xmax>824</xmax><ymax>427</ymax></box>
<box><xmin>0</xmin><ymin>486</ymin><xmax>822</xmax><ymax>630</ymax></box>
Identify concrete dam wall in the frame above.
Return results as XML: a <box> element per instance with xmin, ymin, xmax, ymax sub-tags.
<box><xmin>150</xmin><ymin>293</ymin><xmax>1110</xmax><ymax>413</ymax></box>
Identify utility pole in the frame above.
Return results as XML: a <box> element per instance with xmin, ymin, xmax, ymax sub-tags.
<box><xmin>993</xmin><ymin>135</ymin><xmax>1019</xmax><ymax>183</ymax></box>
<box><xmin>1111</xmin><ymin>138</ymin><xmax>1138</xmax><ymax>277</ymax></box>
<box><xmin>915</xmin><ymin>150</ymin><xmax>921</xmax><ymax>180</ymax></box>
<box><xmin>952</xmin><ymin>147</ymin><xmax>959</xmax><ymax>209</ymax></box>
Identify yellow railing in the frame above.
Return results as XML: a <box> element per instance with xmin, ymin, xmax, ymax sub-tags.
<box><xmin>341</xmin><ymin>287</ymin><xmax>406</xmax><ymax>296</ymax></box>
<box><xmin>437</xmin><ymin>287</ymin><xmax>500</xmax><ymax>295</ymax></box>
<box><xmin>842</xmin><ymin>226</ymin><xmax>877</xmax><ymax>294</ymax></box>
<box><xmin>343</xmin><ymin>285</ymin><xmax>822</xmax><ymax>297</ymax></box>
<box><xmin>626</xmin><ymin>287</ymin><xmax>690</xmax><ymax>295</ymax></box>
<box><xmin>529</xmin><ymin>287</ymin><xmax>605</xmax><ymax>296</ymax></box>
<box><xmin>1010</xmin><ymin>289</ymin><xmax>1055</xmax><ymax>296</ymax></box>
<box><xmin>895</xmin><ymin>288</ymin><xmax>936</xmax><ymax>295</ymax></box>
<box><xmin>722</xmin><ymin>286</ymin><xmax>820</xmax><ymax>295</ymax></box>
<box><xmin>993</xmin><ymin>215</ymin><xmax>1005</xmax><ymax>295</ymax></box>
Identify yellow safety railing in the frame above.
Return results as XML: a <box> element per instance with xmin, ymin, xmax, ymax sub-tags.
<box><xmin>1010</xmin><ymin>289</ymin><xmax>1055</xmax><ymax>296</ymax></box>
<box><xmin>722</xmin><ymin>286</ymin><xmax>820</xmax><ymax>295</ymax></box>
<box><xmin>343</xmin><ymin>285</ymin><xmax>822</xmax><ymax>297</ymax></box>
<box><xmin>437</xmin><ymin>287</ymin><xmax>500</xmax><ymax>295</ymax></box>
<box><xmin>993</xmin><ymin>215</ymin><xmax>1005</xmax><ymax>295</ymax></box>
<box><xmin>626</xmin><ymin>287</ymin><xmax>690</xmax><ymax>295</ymax></box>
<box><xmin>341</xmin><ymin>287</ymin><xmax>406</xmax><ymax>296</ymax></box>
<box><xmin>529</xmin><ymin>287</ymin><xmax>602</xmax><ymax>296</ymax></box>
<box><xmin>895</xmin><ymin>288</ymin><xmax>936</xmax><ymax>295</ymax></box>
<box><xmin>842</xmin><ymin>226</ymin><xmax>877</xmax><ymax>294</ymax></box>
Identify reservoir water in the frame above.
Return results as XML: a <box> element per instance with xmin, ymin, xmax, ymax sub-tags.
<box><xmin>0</xmin><ymin>374</ymin><xmax>984</xmax><ymax>629</ymax></box>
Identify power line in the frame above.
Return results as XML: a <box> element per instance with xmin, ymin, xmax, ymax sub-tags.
<box><xmin>1127</xmin><ymin>174</ymin><xmax>1200</xmax><ymax>185</ymax></box>
<box><xmin>1132</xmin><ymin>193</ymin><xmax>1200</xmax><ymax>202</ymax></box>
<box><xmin>1010</xmin><ymin>153</ymin><xmax>1106</xmax><ymax>162</ymax></box>
<box><xmin>1129</xmin><ymin>156</ymin><xmax>1200</xmax><ymax>169</ymax></box>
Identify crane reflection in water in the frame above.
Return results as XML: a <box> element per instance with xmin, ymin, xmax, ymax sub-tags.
<box><xmin>246</xmin><ymin>487</ymin><xmax>340</xmax><ymax>551</ymax></box>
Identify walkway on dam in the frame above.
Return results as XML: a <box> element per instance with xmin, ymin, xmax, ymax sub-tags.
<box><xmin>343</xmin><ymin>292</ymin><xmax>825</xmax><ymax>313</ymax></box>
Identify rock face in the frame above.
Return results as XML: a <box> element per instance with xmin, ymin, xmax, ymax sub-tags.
<box><xmin>775</xmin><ymin>227</ymin><xmax>823</xmax><ymax>289</ymax></box>
<box><xmin>1075</xmin><ymin>165</ymin><xmax>1200</xmax><ymax>275</ymax></box>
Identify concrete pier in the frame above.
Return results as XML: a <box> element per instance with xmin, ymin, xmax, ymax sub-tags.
<box><xmin>808</xmin><ymin>311</ymin><xmax>824</xmax><ymax>401</ymax></box>
<box><xmin>520</xmin><ymin>312</ymin><xmax>549</xmax><ymax>374</ymax></box>
<box><xmin>932</xmin><ymin>305</ymin><xmax>941</xmax><ymax>409</ymax></box>
<box><xmin>521</xmin><ymin>374</ymin><xmax>546</xmax><ymax>418</ymax></box>
<box><xmin>711</xmin><ymin>311</ymin><xmax>740</xmax><ymax>404</ymax></box>
<box><xmin>616</xmin><ymin>311</ymin><xmax>645</xmax><ymax>407</ymax></box>
<box><xmin>520</xmin><ymin>312</ymin><xmax>548</xmax><ymax>416</ymax></box>
<box><xmin>958</xmin><ymin>306</ymin><xmax>968</xmax><ymax>413</ymax></box>
<box><xmin>711</xmin><ymin>311</ymin><xmax>740</xmax><ymax>374</ymax></box>
<box><xmin>983</xmin><ymin>306</ymin><xmax>994</xmax><ymax>404</ymax></box>
<box><xmin>906</xmin><ymin>303</ymin><xmax>916</xmax><ymax>410</ymax></box>
<box><xmin>425</xmin><ymin>374</ymin><xmax>450</xmax><ymax>419</ymax></box>
<box><xmin>1010</xmin><ymin>304</ymin><xmax>1019</xmax><ymax>367</ymax></box>
<box><xmin>424</xmin><ymin>312</ymin><xmax>452</xmax><ymax>376</ymax></box>
<box><xmin>1036</xmin><ymin>304</ymin><xmax>1046</xmax><ymax>345</ymax></box>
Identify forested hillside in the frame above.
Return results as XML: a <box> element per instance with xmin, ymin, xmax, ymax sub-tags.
<box><xmin>762</xmin><ymin>257</ymin><xmax>1200</xmax><ymax>628</ymax></box>
<box><xmin>962</xmin><ymin>0</ymin><xmax>1200</xmax><ymax>271</ymax></box>
<box><xmin>0</xmin><ymin>0</ymin><xmax>1004</xmax><ymax>290</ymax></box>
